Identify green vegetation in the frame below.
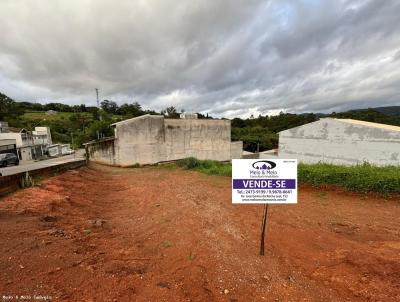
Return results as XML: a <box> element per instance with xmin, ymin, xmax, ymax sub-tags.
<box><xmin>176</xmin><ymin>157</ymin><xmax>232</xmax><ymax>176</ymax></box>
<box><xmin>0</xmin><ymin>92</ymin><xmax>184</xmax><ymax>149</ymax></box>
<box><xmin>298</xmin><ymin>163</ymin><xmax>400</xmax><ymax>193</ymax></box>
<box><xmin>175</xmin><ymin>158</ymin><xmax>400</xmax><ymax>194</ymax></box>
<box><xmin>22</xmin><ymin>111</ymin><xmax>92</xmax><ymax>121</ymax></box>
<box><xmin>231</xmin><ymin>127</ymin><xmax>278</xmax><ymax>152</ymax></box>
<box><xmin>3</xmin><ymin>85</ymin><xmax>397</xmax><ymax>194</ymax></box>
<box><xmin>231</xmin><ymin>109</ymin><xmax>400</xmax><ymax>152</ymax></box>
<box><xmin>1</xmin><ymin>91</ymin><xmax>400</xmax><ymax>153</ymax></box>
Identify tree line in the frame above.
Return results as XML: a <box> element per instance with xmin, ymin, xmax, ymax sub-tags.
<box><xmin>231</xmin><ymin>109</ymin><xmax>400</xmax><ymax>152</ymax></box>
<box><xmin>1</xmin><ymin>92</ymin><xmax>399</xmax><ymax>151</ymax></box>
<box><xmin>0</xmin><ymin>93</ymin><xmax>204</xmax><ymax>148</ymax></box>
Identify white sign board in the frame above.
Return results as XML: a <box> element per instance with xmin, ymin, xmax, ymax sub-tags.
<box><xmin>232</xmin><ymin>159</ymin><xmax>297</xmax><ymax>204</ymax></box>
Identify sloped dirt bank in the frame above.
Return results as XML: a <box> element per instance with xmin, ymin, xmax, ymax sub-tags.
<box><xmin>0</xmin><ymin>164</ymin><xmax>399</xmax><ymax>301</ymax></box>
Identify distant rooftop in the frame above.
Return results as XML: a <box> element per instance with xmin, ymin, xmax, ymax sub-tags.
<box><xmin>46</xmin><ymin>110</ymin><xmax>57</xmax><ymax>115</ymax></box>
<box><xmin>335</xmin><ymin>118</ymin><xmax>400</xmax><ymax>132</ymax></box>
<box><xmin>7</xmin><ymin>127</ymin><xmax>28</xmax><ymax>133</ymax></box>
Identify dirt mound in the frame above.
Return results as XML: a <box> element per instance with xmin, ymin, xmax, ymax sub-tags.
<box><xmin>0</xmin><ymin>164</ymin><xmax>399</xmax><ymax>301</ymax></box>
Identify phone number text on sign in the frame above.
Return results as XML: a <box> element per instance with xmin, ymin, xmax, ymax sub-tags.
<box><xmin>232</xmin><ymin>159</ymin><xmax>297</xmax><ymax>204</ymax></box>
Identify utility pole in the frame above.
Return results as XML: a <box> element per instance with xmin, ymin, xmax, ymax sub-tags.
<box><xmin>95</xmin><ymin>88</ymin><xmax>99</xmax><ymax>108</ymax></box>
<box><xmin>95</xmin><ymin>88</ymin><xmax>102</xmax><ymax>121</ymax></box>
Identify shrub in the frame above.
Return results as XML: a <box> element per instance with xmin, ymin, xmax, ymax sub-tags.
<box><xmin>298</xmin><ymin>163</ymin><xmax>400</xmax><ymax>193</ymax></box>
<box><xmin>176</xmin><ymin>159</ymin><xmax>400</xmax><ymax>194</ymax></box>
<box><xmin>176</xmin><ymin>157</ymin><xmax>201</xmax><ymax>169</ymax></box>
<box><xmin>176</xmin><ymin>157</ymin><xmax>231</xmax><ymax>176</ymax></box>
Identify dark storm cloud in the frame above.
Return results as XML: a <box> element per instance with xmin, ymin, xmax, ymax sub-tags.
<box><xmin>0</xmin><ymin>0</ymin><xmax>399</xmax><ymax>117</ymax></box>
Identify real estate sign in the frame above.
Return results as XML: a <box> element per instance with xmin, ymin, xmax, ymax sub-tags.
<box><xmin>232</xmin><ymin>159</ymin><xmax>297</xmax><ymax>204</ymax></box>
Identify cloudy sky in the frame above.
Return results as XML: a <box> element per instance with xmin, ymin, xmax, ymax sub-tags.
<box><xmin>0</xmin><ymin>0</ymin><xmax>399</xmax><ymax>118</ymax></box>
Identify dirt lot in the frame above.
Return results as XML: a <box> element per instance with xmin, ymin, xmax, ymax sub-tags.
<box><xmin>0</xmin><ymin>164</ymin><xmax>399</xmax><ymax>302</ymax></box>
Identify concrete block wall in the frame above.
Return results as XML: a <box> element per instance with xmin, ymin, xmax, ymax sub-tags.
<box><xmin>279</xmin><ymin>118</ymin><xmax>400</xmax><ymax>166</ymax></box>
<box><xmin>86</xmin><ymin>115</ymin><xmax>240</xmax><ymax>166</ymax></box>
<box><xmin>85</xmin><ymin>138</ymin><xmax>116</xmax><ymax>165</ymax></box>
<box><xmin>162</xmin><ymin>118</ymin><xmax>232</xmax><ymax>162</ymax></box>
<box><xmin>230</xmin><ymin>141</ymin><xmax>243</xmax><ymax>159</ymax></box>
<box><xmin>114</xmin><ymin>115</ymin><xmax>165</xmax><ymax>165</ymax></box>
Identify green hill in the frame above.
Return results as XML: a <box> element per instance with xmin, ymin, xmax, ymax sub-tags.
<box><xmin>22</xmin><ymin>111</ymin><xmax>94</xmax><ymax>122</ymax></box>
<box><xmin>1</xmin><ymin>91</ymin><xmax>400</xmax><ymax>151</ymax></box>
<box><xmin>350</xmin><ymin>106</ymin><xmax>400</xmax><ymax>117</ymax></box>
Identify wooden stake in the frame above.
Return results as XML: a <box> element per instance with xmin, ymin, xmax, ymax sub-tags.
<box><xmin>259</xmin><ymin>204</ymin><xmax>269</xmax><ymax>256</ymax></box>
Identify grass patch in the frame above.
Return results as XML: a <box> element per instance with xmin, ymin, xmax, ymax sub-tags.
<box><xmin>22</xmin><ymin>111</ymin><xmax>93</xmax><ymax>121</ymax></box>
<box><xmin>175</xmin><ymin>158</ymin><xmax>400</xmax><ymax>194</ymax></box>
<box><xmin>298</xmin><ymin>163</ymin><xmax>400</xmax><ymax>194</ymax></box>
<box><xmin>157</xmin><ymin>162</ymin><xmax>178</xmax><ymax>170</ymax></box>
<box><xmin>127</xmin><ymin>163</ymin><xmax>141</xmax><ymax>168</ymax></box>
<box><xmin>33</xmin><ymin>176</ymin><xmax>44</xmax><ymax>187</ymax></box>
<box><xmin>176</xmin><ymin>157</ymin><xmax>231</xmax><ymax>176</ymax></box>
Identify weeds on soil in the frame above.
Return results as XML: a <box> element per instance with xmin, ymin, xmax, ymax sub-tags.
<box><xmin>175</xmin><ymin>158</ymin><xmax>400</xmax><ymax>194</ymax></box>
<box><xmin>176</xmin><ymin>157</ymin><xmax>231</xmax><ymax>176</ymax></box>
<box><xmin>298</xmin><ymin>163</ymin><xmax>400</xmax><ymax>194</ymax></box>
<box><xmin>162</xmin><ymin>241</ymin><xmax>173</xmax><ymax>248</ymax></box>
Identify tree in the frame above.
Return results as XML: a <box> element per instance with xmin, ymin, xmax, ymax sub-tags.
<box><xmin>86</xmin><ymin>120</ymin><xmax>114</xmax><ymax>140</ymax></box>
<box><xmin>43</xmin><ymin>102</ymin><xmax>72</xmax><ymax>112</ymax></box>
<box><xmin>69</xmin><ymin>113</ymin><xmax>91</xmax><ymax>131</ymax></box>
<box><xmin>231</xmin><ymin>118</ymin><xmax>246</xmax><ymax>128</ymax></box>
<box><xmin>100</xmin><ymin>100</ymin><xmax>118</xmax><ymax>114</ymax></box>
<box><xmin>117</xmin><ymin>102</ymin><xmax>143</xmax><ymax>117</ymax></box>
<box><xmin>0</xmin><ymin>93</ymin><xmax>24</xmax><ymax>120</ymax></box>
<box><xmin>161</xmin><ymin>106</ymin><xmax>180</xmax><ymax>118</ymax></box>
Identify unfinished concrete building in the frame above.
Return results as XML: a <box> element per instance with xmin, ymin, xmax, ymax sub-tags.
<box><xmin>278</xmin><ymin>118</ymin><xmax>400</xmax><ymax>166</ymax></box>
<box><xmin>85</xmin><ymin>115</ymin><xmax>243</xmax><ymax>166</ymax></box>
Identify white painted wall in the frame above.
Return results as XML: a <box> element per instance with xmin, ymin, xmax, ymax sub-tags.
<box><xmin>0</xmin><ymin>133</ymin><xmax>24</xmax><ymax>147</ymax></box>
<box><xmin>162</xmin><ymin>118</ymin><xmax>231</xmax><ymax>162</ymax></box>
<box><xmin>230</xmin><ymin>141</ymin><xmax>243</xmax><ymax>159</ymax></box>
<box><xmin>32</xmin><ymin>127</ymin><xmax>52</xmax><ymax>145</ymax></box>
<box><xmin>48</xmin><ymin>146</ymin><xmax>60</xmax><ymax>157</ymax></box>
<box><xmin>19</xmin><ymin>146</ymin><xmax>32</xmax><ymax>161</ymax></box>
<box><xmin>114</xmin><ymin>115</ymin><xmax>165</xmax><ymax>165</ymax></box>
<box><xmin>114</xmin><ymin>115</ymin><xmax>233</xmax><ymax>165</ymax></box>
<box><xmin>279</xmin><ymin>118</ymin><xmax>400</xmax><ymax>166</ymax></box>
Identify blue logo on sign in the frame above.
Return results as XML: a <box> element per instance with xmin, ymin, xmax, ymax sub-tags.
<box><xmin>252</xmin><ymin>160</ymin><xmax>276</xmax><ymax>170</ymax></box>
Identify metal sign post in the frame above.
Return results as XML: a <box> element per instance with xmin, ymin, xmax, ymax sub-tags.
<box><xmin>259</xmin><ymin>204</ymin><xmax>269</xmax><ymax>256</ymax></box>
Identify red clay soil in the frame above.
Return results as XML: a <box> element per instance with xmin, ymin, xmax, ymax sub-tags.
<box><xmin>0</xmin><ymin>164</ymin><xmax>399</xmax><ymax>302</ymax></box>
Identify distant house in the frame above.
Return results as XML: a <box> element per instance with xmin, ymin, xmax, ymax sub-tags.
<box><xmin>32</xmin><ymin>127</ymin><xmax>53</xmax><ymax>145</ymax></box>
<box><xmin>47</xmin><ymin>144</ymin><xmax>74</xmax><ymax>157</ymax></box>
<box><xmin>0</xmin><ymin>124</ymin><xmax>53</xmax><ymax>161</ymax></box>
<box><xmin>84</xmin><ymin>114</ymin><xmax>243</xmax><ymax>166</ymax></box>
<box><xmin>0</xmin><ymin>128</ymin><xmax>34</xmax><ymax>161</ymax></box>
<box><xmin>46</xmin><ymin>110</ymin><xmax>57</xmax><ymax>116</ymax></box>
<box><xmin>179</xmin><ymin>113</ymin><xmax>198</xmax><ymax>119</ymax></box>
<box><xmin>278</xmin><ymin>118</ymin><xmax>400</xmax><ymax>166</ymax></box>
